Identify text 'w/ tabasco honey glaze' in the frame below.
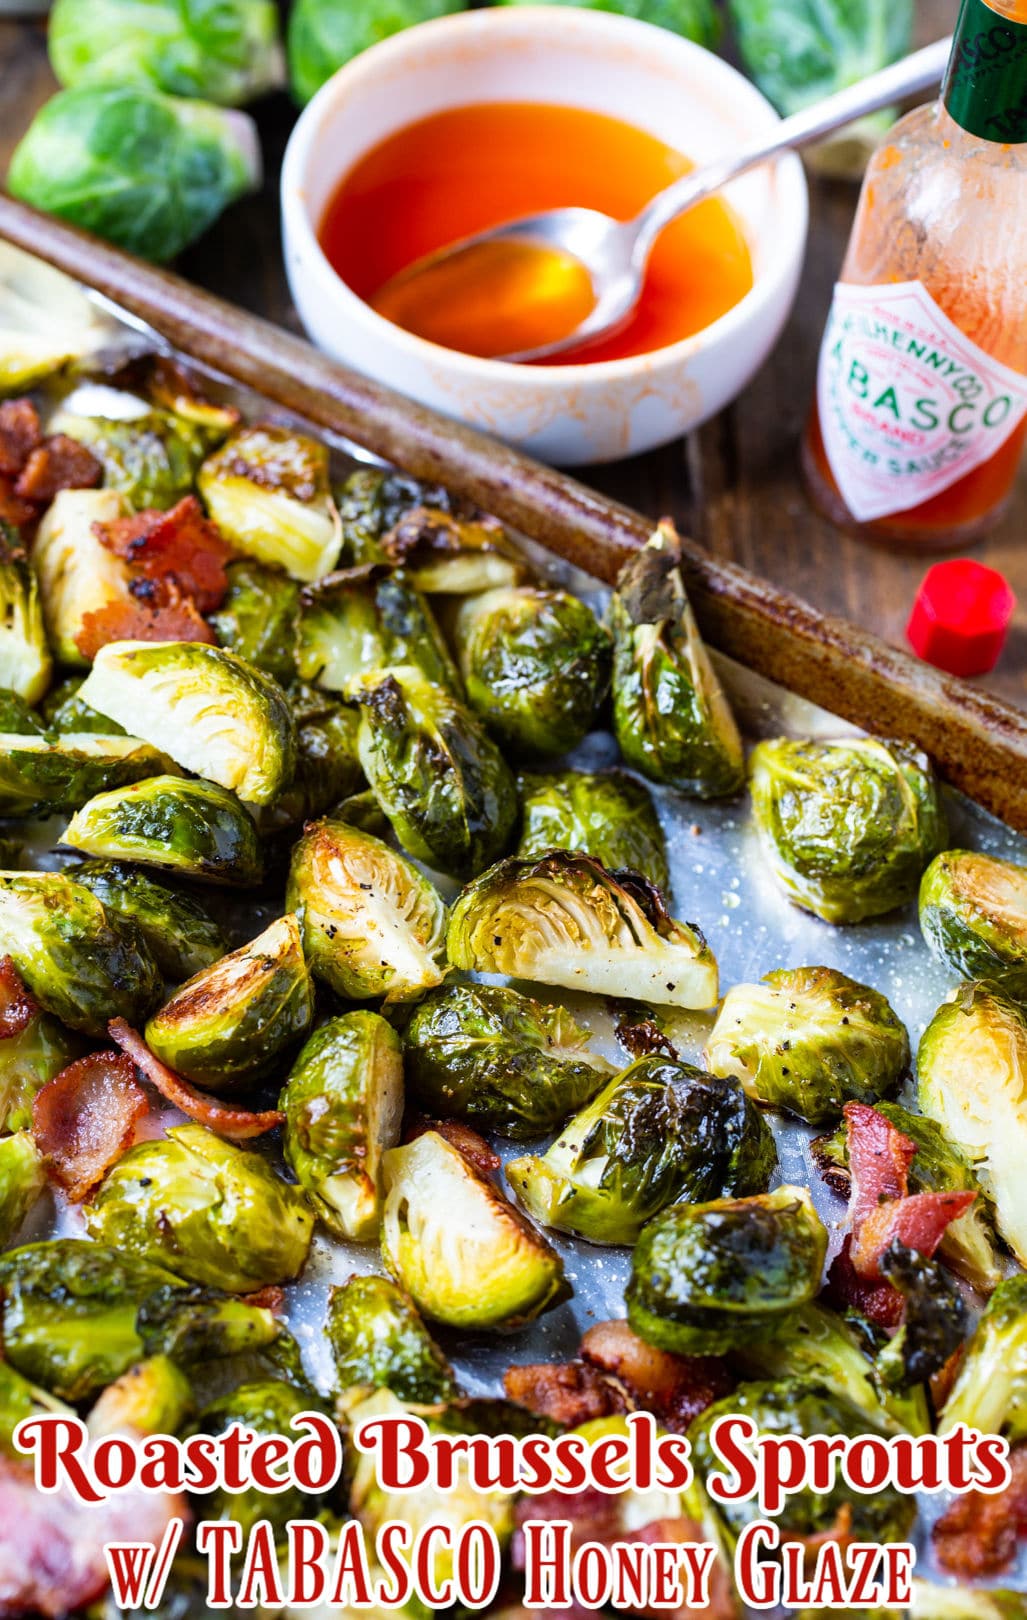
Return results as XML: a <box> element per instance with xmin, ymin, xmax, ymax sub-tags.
<box><xmin>803</xmin><ymin>0</ymin><xmax>1027</xmax><ymax>549</ymax></box>
<box><xmin>318</xmin><ymin>102</ymin><xmax>754</xmax><ymax>364</ymax></box>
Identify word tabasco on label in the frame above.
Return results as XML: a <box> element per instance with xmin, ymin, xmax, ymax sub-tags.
<box><xmin>816</xmin><ymin>279</ymin><xmax>1027</xmax><ymax>523</ymax></box>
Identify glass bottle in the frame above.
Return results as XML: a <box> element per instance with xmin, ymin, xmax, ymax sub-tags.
<box><xmin>802</xmin><ymin>0</ymin><xmax>1027</xmax><ymax>549</ymax></box>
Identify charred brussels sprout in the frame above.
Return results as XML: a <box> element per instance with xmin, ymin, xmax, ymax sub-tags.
<box><xmin>626</xmin><ymin>1186</ymin><xmax>827</xmax><ymax>1355</ymax></box>
<box><xmin>509</xmin><ymin>1056</ymin><xmax>775</xmax><ymax>1245</ymax></box>
<box><xmin>0</xmin><ymin>1131</ymin><xmax>45</xmax><ymax>1245</ymax></box>
<box><xmin>453</xmin><ymin>585</ymin><xmax>611</xmax><ymax>758</ymax></box>
<box><xmin>198</xmin><ymin>424</ymin><xmax>342</xmax><ymax>582</ymax></box>
<box><xmin>447</xmin><ymin>852</ymin><xmax>718</xmax><ymax>1009</ymax></box>
<box><xmin>517</xmin><ymin>768</ymin><xmax>669</xmax><ymax>891</ymax></box>
<box><xmin>79</xmin><ymin>640</ymin><xmax>296</xmax><ymax>806</ymax></box>
<box><xmin>62</xmin><ymin>774</ymin><xmax>263</xmax><ymax>887</ymax></box>
<box><xmin>402</xmin><ymin>982</ymin><xmax>611</xmax><ymax>1140</ymax></box>
<box><xmin>875</xmin><ymin>1243</ymin><xmax>968</xmax><ymax>1394</ymax></box>
<box><xmin>296</xmin><ymin>566</ymin><xmax>460</xmax><ymax>696</ymax></box>
<box><xmin>0</xmin><ymin>987</ymin><xmax>76</xmax><ymax>1133</ymax></box>
<box><xmin>69</xmin><ymin>859</ymin><xmax>226</xmax><ymax>981</ymax></box>
<box><xmin>287</xmin><ymin>817</ymin><xmax>447</xmax><ymax>1002</ymax></box>
<box><xmin>750</xmin><ymin>736</ymin><xmax>947</xmax><ymax>923</ymax></box>
<box><xmin>381</xmin><ymin>1130</ymin><xmax>564</xmax><ymax>1331</ymax></box>
<box><xmin>940</xmin><ymin>1275</ymin><xmax>1027</xmax><ymax>1443</ymax></box>
<box><xmin>335</xmin><ymin>468</ymin><xmax>525</xmax><ymax>593</ymax></box>
<box><xmin>87</xmin><ymin>1354</ymin><xmax>193</xmax><ymax>1439</ymax></box>
<box><xmin>146</xmin><ymin>915</ymin><xmax>314</xmax><ymax>1092</ymax></box>
<box><xmin>0</xmin><ymin>732</ymin><xmax>173</xmax><ymax>817</ymax></box>
<box><xmin>31</xmin><ymin>488</ymin><xmax>134</xmax><ymax>666</ymax></box>
<box><xmin>349</xmin><ymin>665</ymin><xmax>516</xmax><ymax>880</ymax></box>
<box><xmin>920</xmin><ymin>850</ymin><xmax>1027</xmax><ymax>995</ymax></box>
<box><xmin>40</xmin><ymin>675</ymin><xmax>125</xmax><ymax>735</ymax></box>
<box><xmin>48</xmin><ymin>406</ymin><xmax>211</xmax><ymax>511</ymax></box>
<box><xmin>84</xmin><ymin>1123</ymin><xmax>314</xmax><ymax>1292</ymax></box>
<box><xmin>199</xmin><ymin>1380</ymin><xmax>319</xmax><ymax>1535</ymax></box>
<box><xmin>210</xmin><ymin>558</ymin><xmax>299</xmax><ymax>685</ymax></box>
<box><xmin>137</xmin><ymin>1282</ymin><xmax>282</xmax><ymax>1364</ymax></box>
<box><xmin>327</xmin><ymin>1275</ymin><xmax>459</xmax><ymax>1403</ymax></box>
<box><xmin>0</xmin><ymin>529</ymin><xmax>51</xmax><ymax>704</ymax></box>
<box><xmin>281</xmin><ymin>1012</ymin><xmax>404</xmax><ymax>1241</ymax></box>
<box><xmin>0</xmin><ymin>870</ymin><xmax>161</xmax><ymax>1036</ymax></box>
<box><xmin>290</xmin><ymin>685</ymin><xmax>363</xmax><ymax>819</ymax></box>
<box><xmin>609</xmin><ymin>522</ymin><xmax>743</xmax><ymax>798</ymax></box>
<box><xmin>704</xmin><ymin>965</ymin><xmax>909</xmax><ymax>1126</ymax></box>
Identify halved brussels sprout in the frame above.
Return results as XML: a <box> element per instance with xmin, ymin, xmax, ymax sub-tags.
<box><xmin>69</xmin><ymin>859</ymin><xmax>226</xmax><ymax>982</ymax></box>
<box><xmin>281</xmin><ymin>1011</ymin><xmax>404</xmax><ymax>1240</ymax></box>
<box><xmin>750</xmin><ymin>736</ymin><xmax>947</xmax><ymax>923</ymax></box>
<box><xmin>287</xmin><ymin>817</ymin><xmax>447</xmax><ymax>1001</ymax></box>
<box><xmin>198</xmin><ymin>424</ymin><xmax>342</xmax><ymax>582</ymax></box>
<box><xmin>941</xmin><ymin>1274</ymin><xmax>1027</xmax><ymax>1444</ymax></box>
<box><xmin>336</xmin><ymin>468</ymin><xmax>525</xmax><ymax>595</ymax></box>
<box><xmin>0</xmin><ymin>980</ymin><xmax>77</xmax><ymax>1133</ymax></box>
<box><xmin>0</xmin><ymin>731</ymin><xmax>174</xmax><ymax>817</ymax></box>
<box><xmin>296</xmin><ymin>565</ymin><xmax>460</xmax><ymax>695</ymax></box>
<box><xmin>509</xmin><ymin>1056</ymin><xmax>775</xmax><ymax>1245</ymax></box>
<box><xmin>210</xmin><ymin>557</ymin><xmax>299</xmax><ymax>685</ymax></box>
<box><xmin>0</xmin><ymin>1131</ymin><xmax>46</xmax><ymax>1246</ymax></box>
<box><xmin>517</xmin><ymin>768</ymin><xmax>669</xmax><ymax>892</ymax></box>
<box><xmin>0</xmin><ymin>529</ymin><xmax>51</xmax><ymax>704</ymax></box>
<box><xmin>79</xmin><ymin>640</ymin><xmax>296</xmax><ymax>806</ymax></box>
<box><xmin>380</xmin><ymin>1130</ymin><xmax>564</xmax><ymax>1331</ymax></box>
<box><xmin>0</xmin><ymin>870</ymin><xmax>162</xmax><ymax>1036</ymax></box>
<box><xmin>447</xmin><ymin>852</ymin><xmax>718</xmax><ymax>1009</ymax></box>
<box><xmin>87</xmin><ymin>1354</ymin><xmax>194</xmax><ymax>1440</ymax></box>
<box><xmin>39</xmin><ymin>675</ymin><xmax>126</xmax><ymax>735</ymax></box>
<box><xmin>402</xmin><ymin>982</ymin><xmax>612</xmax><ymax>1140</ymax></box>
<box><xmin>198</xmin><ymin>1379</ymin><xmax>318</xmax><ymax>1535</ymax></box>
<box><xmin>453</xmin><ymin>585</ymin><xmax>611</xmax><ymax>758</ymax></box>
<box><xmin>31</xmin><ymin>488</ymin><xmax>134</xmax><ymax>667</ymax></box>
<box><xmin>62</xmin><ymin>774</ymin><xmax>264</xmax><ymax>887</ymax></box>
<box><xmin>0</xmin><ymin>242</ymin><xmax>115</xmax><ymax>394</ymax></box>
<box><xmin>704</xmin><ymin>965</ymin><xmax>909</xmax><ymax>1126</ymax></box>
<box><xmin>349</xmin><ymin>665</ymin><xmax>517</xmax><ymax>880</ymax></box>
<box><xmin>49</xmin><ymin>406</ymin><xmax>213</xmax><ymax>512</ymax></box>
<box><xmin>84</xmin><ymin>1123</ymin><xmax>315</xmax><ymax>1292</ymax></box>
<box><xmin>327</xmin><ymin>1275</ymin><xmax>459</xmax><ymax>1403</ymax></box>
<box><xmin>626</xmin><ymin>1185</ymin><xmax>827</xmax><ymax>1355</ymax></box>
<box><xmin>336</xmin><ymin>469</ymin><xmax>428</xmax><ymax>562</ymax></box>
<box><xmin>146</xmin><ymin>915</ymin><xmax>314</xmax><ymax>1093</ymax></box>
<box><xmin>609</xmin><ymin>523</ymin><xmax>744</xmax><ymax>798</ymax></box>
<box><xmin>920</xmin><ymin>850</ymin><xmax>1027</xmax><ymax>995</ymax></box>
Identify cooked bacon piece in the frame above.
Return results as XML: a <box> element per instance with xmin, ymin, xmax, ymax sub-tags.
<box><xmin>0</xmin><ymin>957</ymin><xmax>39</xmax><ymax>1040</ymax></box>
<box><xmin>74</xmin><ymin>586</ymin><xmax>216</xmax><ymax>661</ymax></box>
<box><xmin>852</xmin><ymin>1188</ymin><xmax>977</xmax><ymax>1280</ymax></box>
<box><xmin>13</xmin><ymin>435</ymin><xmax>102</xmax><ymax>503</ymax></box>
<box><xmin>243</xmin><ymin>1285</ymin><xmax>286</xmax><ymax>1314</ymax></box>
<box><xmin>934</xmin><ymin>1443</ymin><xmax>1027</xmax><ymax>1577</ymax></box>
<box><xmin>0</xmin><ymin>476</ymin><xmax>36</xmax><ymax>530</ymax></box>
<box><xmin>504</xmin><ymin>1360</ymin><xmax>625</xmax><ymax>1427</ymax></box>
<box><xmin>845</xmin><ymin>1101</ymin><xmax>918</xmax><ymax>1231</ymax></box>
<box><xmin>627</xmin><ymin>1518</ymin><xmax>738</xmax><ymax>1619</ymax></box>
<box><xmin>94</xmin><ymin>496</ymin><xmax>233</xmax><ymax>613</ymax></box>
<box><xmin>32</xmin><ymin>1051</ymin><xmax>146</xmax><ymax>1203</ymax></box>
<box><xmin>0</xmin><ymin>400</ymin><xmax>41</xmax><ymax>477</ymax></box>
<box><xmin>843</xmin><ymin>1103</ymin><xmax>976</xmax><ymax>1282</ymax></box>
<box><xmin>580</xmin><ymin>1319</ymin><xmax>733</xmax><ymax>1431</ymax></box>
<box><xmin>108</xmin><ymin>1019</ymin><xmax>284</xmax><ymax>1140</ymax></box>
<box><xmin>512</xmin><ymin>1486</ymin><xmax>622</xmax><ymax>1569</ymax></box>
<box><xmin>823</xmin><ymin>1236</ymin><xmax>904</xmax><ymax>1329</ymax></box>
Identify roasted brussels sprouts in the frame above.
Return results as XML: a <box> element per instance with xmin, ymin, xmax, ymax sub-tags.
<box><xmin>453</xmin><ymin>585</ymin><xmax>611</xmax><ymax>758</ymax></box>
<box><xmin>288</xmin><ymin>0</ymin><xmax>465</xmax><ymax>105</ymax></box>
<box><xmin>198</xmin><ymin>1379</ymin><xmax>317</xmax><ymax>1535</ymax></box>
<box><xmin>704</xmin><ymin>965</ymin><xmax>909</xmax><ymax>1125</ymax></box>
<box><xmin>609</xmin><ymin>522</ymin><xmax>743</xmax><ymax>798</ymax></box>
<box><xmin>402</xmin><ymin>982</ymin><xmax>611</xmax><ymax>1139</ymax></box>
<box><xmin>84</xmin><ymin>1123</ymin><xmax>314</xmax><ymax>1292</ymax></box>
<box><xmin>750</xmin><ymin>736</ymin><xmax>947</xmax><ymax>923</ymax></box>
<box><xmin>69</xmin><ymin>859</ymin><xmax>226</xmax><ymax>982</ymax></box>
<box><xmin>0</xmin><ymin>1131</ymin><xmax>45</xmax><ymax>1246</ymax></box>
<box><xmin>136</xmin><ymin>1281</ymin><xmax>282</xmax><ymax>1364</ymax></box>
<box><xmin>287</xmin><ymin>816</ymin><xmax>447</xmax><ymax>1001</ymax></box>
<box><xmin>335</xmin><ymin>469</ymin><xmax>525</xmax><ymax>592</ymax></box>
<box><xmin>349</xmin><ymin>665</ymin><xmax>517</xmax><ymax>880</ymax></box>
<box><xmin>62</xmin><ymin>774</ymin><xmax>264</xmax><ymax>887</ymax></box>
<box><xmin>381</xmin><ymin>1130</ymin><xmax>564</xmax><ymax>1331</ymax></box>
<box><xmin>281</xmin><ymin>1012</ymin><xmax>404</xmax><ymax>1241</ymax></box>
<box><xmin>447</xmin><ymin>852</ymin><xmax>718</xmax><ymax>1009</ymax></box>
<box><xmin>0</xmin><ymin>244</ymin><xmax>114</xmax><ymax>394</ymax></box>
<box><xmin>941</xmin><ymin>1274</ymin><xmax>1027</xmax><ymax>1443</ymax></box>
<box><xmin>79</xmin><ymin>640</ymin><xmax>296</xmax><ymax>806</ymax></box>
<box><xmin>87</xmin><ymin>1354</ymin><xmax>193</xmax><ymax>1439</ymax></box>
<box><xmin>48</xmin><ymin>406</ymin><xmax>212</xmax><ymax>512</ymax></box>
<box><xmin>920</xmin><ymin>849</ymin><xmax>1027</xmax><ymax>995</ymax></box>
<box><xmin>209</xmin><ymin>558</ymin><xmax>300</xmax><ymax>685</ymax></box>
<box><xmin>39</xmin><ymin>675</ymin><xmax>126</xmax><ymax>735</ymax></box>
<box><xmin>146</xmin><ymin>915</ymin><xmax>314</xmax><ymax>1092</ymax></box>
<box><xmin>198</xmin><ymin>425</ymin><xmax>342</xmax><ymax>582</ymax></box>
<box><xmin>0</xmin><ymin>870</ymin><xmax>162</xmax><ymax>1037</ymax></box>
<box><xmin>327</xmin><ymin>1274</ymin><xmax>459</xmax><ymax>1403</ymax></box>
<box><xmin>0</xmin><ymin>529</ymin><xmax>50</xmax><ymax>704</ymax></box>
<box><xmin>0</xmin><ymin>732</ymin><xmax>173</xmax><ymax>817</ymax></box>
<box><xmin>508</xmin><ymin>1056</ymin><xmax>775</xmax><ymax>1244</ymax></box>
<box><xmin>296</xmin><ymin>565</ymin><xmax>460</xmax><ymax>696</ymax></box>
<box><xmin>626</xmin><ymin>1186</ymin><xmax>827</xmax><ymax>1355</ymax></box>
<box><xmin>31</xmin><ymin>488</ymin><xmax>134</xmax><ymax>667</ymax></box>
<box><xmin>0</xmin><ymin>687</ymin><xmax>46</xmax><ymax>736</ymax></box>
<box><xmin>875</xmin><ymin>1243</ymin><xmax>968</xmax><ymax>1394</ymax></box>
<box><xmin>288</xmin><ymin>684</ymin><xmax>363</xmax><ymax>821</ymax></box>
<box><xmin>0</xmin><ymin>1360</ymin><xmax>69</xmax><ymax>1456</ymax></box>
<box><xmin>0</xmin><ymin>981</ymin><xmax>76</xmax><ymax>1134</ymax></box>
<box><xmin>516</xmin><ymin>768</ymin><xmax>669</xmax><ymax>891</ymax></box>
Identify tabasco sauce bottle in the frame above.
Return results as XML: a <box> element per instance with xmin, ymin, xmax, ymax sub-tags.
<box><xmin>803</xmin><ymin>0</ymin><xmax>1027</xmax><ymax>548</ymax></box>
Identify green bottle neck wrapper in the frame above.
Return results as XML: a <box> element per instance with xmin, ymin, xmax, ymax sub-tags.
<box><xmin>943</xmin><ymin>0</ymin><xmax>1027</xmax><ymax>142</ymax></box>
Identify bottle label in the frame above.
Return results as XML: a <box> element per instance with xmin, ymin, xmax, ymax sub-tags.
<box><xmin>816</xmin><ymin>279</ymin><xmax>1027</xmax><ymax>524</ymax></box>
<box><xmin>943</xmin><ymin>0</ymin><xmax>1027</xmax><ymax>144</ymax></box>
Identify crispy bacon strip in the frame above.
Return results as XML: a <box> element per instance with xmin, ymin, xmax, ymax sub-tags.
<box><xmin>0</xmin><ymin>400</ymin><xmax>41</xmax><ymax>477</ymax></box>
<box><xmin>934</xmin><ymin>1443</ymin><xmax>1027</xmax><ymax>1578</ymax></box>
<box><xmin>580</xmin><ymin>1319</ymin><xmax>733</xmax><ymax>1432</ymax></box>
<box><xmin>108</xmin><ymin>1019</ymin><xmax>284</xmax><ymax>1140</ymax></box>
<box><xmin>0</xmin><ymin>957</ymin><xmax>38</xmax><ymax>1040</ymax></box>
<box><xmin>13</xmin><ymin>435</ymin><xmax>101</xmax><ymax>503</ymax></box>
<box><xmin>845</xmin><ymin>1101</ymin><xmax>918</xmax><ymax>1231</ymax></box>
<box><xmin>32</xmin><ymin>1051</ymin><xmax>147</xmax><ymax>1202</ymax></box>
<box><xmin>94</xmin><ymin>496</ymin><xmax>232</xmax><ymax>613</ymax></box>
<box><xmin>823</xmin><ymin>1236</ymin><xmax>905</xmax><ymax>1329</ymax></box>
<box><xmin>504</xmin><ymin>1360</ymin><xmax>625</xmax><ymax>1427</ymax></box>
<box><xmin>74</xmin><ymin>587</ymin><xmax>216</xmax><ymax>661</ymax></box>
<box><xmin>0</xmin><ymin>476</ymin><xmax>36</xmax><ymax>530</ymax></box>
<box><xmin>843</xmin><ymin>1102</ymin><xmax>976</xmax><ymax>1281</ymax></box>
<box><xmin>852</xmin><ymin>1188</ymin><xmax>978</xmax><ymax>1279</ymax></box>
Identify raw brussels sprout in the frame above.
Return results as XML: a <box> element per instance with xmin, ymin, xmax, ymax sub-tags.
<box><xmin>727</xmin><ymin>0</ymin><xmax>910</xmax><ymax>120</ymax></box>
<box><xmin>49</xmin><ymin>0</ymin><xmax>284</xmax><ymax>106</ymax></box>
<box><xmin>84</xmin><ymin>1123</ymin><xmax>315</xmax><ymax>1292</ymax></box>
<box><xmin>609</xmin><ymin>523</ymin><xmax>743</xmax><ymax>799</ymax></box>
<box><xmin>87</xmin><ymin>1354</ymin><xmax>193</xmax><ymax>1439</ymax></box>
<box><xmin>7</xmin><ymin>85</ymin><xmax>261</xmax><ymax>264</ymax></box>
<box><xmin>517</xmin><ymin>768</ymin><xmax>669</xmax><ymax>891</ymax></box>
<box><xmin>508</xmin><ymin>1056</ymin><xmax>776</xmax><ymax>1245</ymax></box>
<box><xmin>920</xmin><ymin>849</ymin><xmax>1027</xmax><ymax>995</ymax></box>
<box><xmin>939</xmin><ymin>1274</ymin><xmax>1027</xmax><ymax>1442</ymax></box>
<box><xmin>380</xmin><ymin>1130</ymin><xmax>564</xmax><ymax>1331</ymax></box>
<box><xmin>209</xmin><ymin>558</ymin><xmax>300</xmax><ymax>685</ymax></box>
<box><xmin>146</xmin><ymin>915</ymin><xmax>314</xmax><ymax>1092</ymax></box>
<box><xmin>79</xmin><ymin>640</ymin><xmax>296</xmax><ymax>807</ymax></box>
<box><xmin>447</xmin><ymin>851</ymin><xmax>718</xmax><ymax>1009</ymax></box>
<box><xmin>0</xmin><ymin>731</ymin><xmax>173</xmax><ymax>817</ymax></box>
<box><xmin>0</xmin><ymin>1131</ymin><xmax>45</xmax><ymax>1246</ymax></box>
<box><xmin>287</xmin><ymin>817</ymin><xmax>447</xmax><ymax>1001</ymax></box>
<box><xmin>327</xmin><ymin>1274</ymin><xmax>459</xmax><ymax>1404</ymax></box>
<box><xmin>0</xmin><ymin>984</ymin><xmax>76</xmax><ymax>1134</ymax></box>
<box><xmin>48</xmin><ymin>407</ymin><xmax>212</xmax><ymax>512</ymax></box>
<box><xmin>0</xmin><ymin>529</ymin><xmax>51</xmax><ymax>705</ymax></box>
<box><xmin>137</xmin><ymin>1281</ymin><xmax>282</xmax><ymax>1364</ymax></box>
<box><xmin>69</xmin><ymin>859</ymin><xmax>226</xmax><ymax>982</ymax></box>
<box><xmin>39</xmin><ymin>675</ymin><xmax>126</xmax><ymax>735</ymax></box>
<box><xmin>0</xmin><ymin>870</ymin><xmax>162</xmax><ymax>1037</ymax></box>
<box><xmin>62</xmin><ymin>774</ymin><xmax>263</xmax><ymax>886</ymax></box>
<box><xmin>288</xmin><ymin>0</ymin><xmax>466</xmax><ymax>105</ymax></box>
<box><xmin>453</xmin><ymin>585</ymin><xmax>612</xmax><ymax>758</ymax></box>
<box><xmin>198</xmin><ymin>425</ymin><xmax>342</xmax><ymax>583</ymax></box>
<box><xmin>704</xmin><ymin>965</ymin><xmax>909</xmax><ymax>1126</ymax></box>
<box><xmin>626</xmin><ymin>1185</ymin><xmax>827</xmax><ymax>1355</ymax></box>
<box><xmin>198</xmin><ymin>1380</ymin><xmax>318</xmax><ymax>1535</ymax></box>
<box><xmin>296</xmin><ymin>566</ymin><xmax>460</xmax><ymax>696</ymax></box>
<box><xmin>0</xmin><ymin>687</ymin><xmax>46</xmax><ymax>736</ymax></box>
<box><xmin>750</xmin><ymin>736</ymin><xmax>947</xmax><ymax>923</ymax></box>
<box><xmin>402</xmin><ymin>982</ymin><xmax>611</xmax><ymax>1140</ymax></box>
<box><xmin>349</xmin><ymin>665</ymin><xmax>517</xmax><ymax>880</ymax></box>
<box><xmin>501</xmin><ymin>0</ymin><xmax>718</xmax><ymax>44</ymax></box>
<box><xmin>281</xmin><ymin>1012</ymin><xmax>404</xmax><ymax>1241</ymax></box>
<box><xmin>31</xmin><ymin>488</ymin><xmax>134</xmax><ymax>667</ymax></box>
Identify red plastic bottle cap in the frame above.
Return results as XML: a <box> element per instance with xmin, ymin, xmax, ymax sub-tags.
<box><xmin>906</xmin><ymin>559</ymin><xmax>1016</xmax><ymax>678</ymax></box>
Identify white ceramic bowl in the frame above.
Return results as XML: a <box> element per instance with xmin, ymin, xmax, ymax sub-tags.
<box><xmin>281</xmin><ymin>5</ymin><xmax>808</xmax><ymax>466</ymax></box>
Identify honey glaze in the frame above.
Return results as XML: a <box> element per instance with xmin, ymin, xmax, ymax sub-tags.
<box><xmin>319</xmin><ymin>102</ymin><xmax>755</xmax><ymax>365</ymax></box>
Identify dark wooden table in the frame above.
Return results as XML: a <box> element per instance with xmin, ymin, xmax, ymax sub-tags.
<box><xmin>3</xmin><ymin>1</ymin><xmax>1025</xmax><ymax>703</ymax></box>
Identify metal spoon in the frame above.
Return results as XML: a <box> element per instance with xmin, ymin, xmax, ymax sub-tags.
<box><xmin>383</xmin><ymin>36</ymin><xmax>952</xmax><ymax>363</ymax></box>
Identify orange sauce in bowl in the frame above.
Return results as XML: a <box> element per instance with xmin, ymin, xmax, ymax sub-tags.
<box><xmin>318</xmin><ymin>102</ymin><xmax>755</xmax><ymax>365</ymax></box>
